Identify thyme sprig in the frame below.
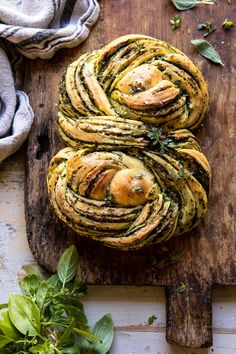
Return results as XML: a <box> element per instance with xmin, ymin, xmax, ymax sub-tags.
<box><xmin>147</xmin><ymin>128</ymin><xmax>172</xmax><ymax>154</ymax></box>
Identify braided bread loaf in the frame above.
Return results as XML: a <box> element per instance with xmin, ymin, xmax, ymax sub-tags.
<box><xmin>48</xmin><ymin>35</ymin><xmax>211</xmax><ymax>250</ymax></box>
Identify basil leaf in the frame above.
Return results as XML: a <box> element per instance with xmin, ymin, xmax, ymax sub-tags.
<box><xmin>8</xmin><ymin>293</ymin><xmax>41</xmax><ymax>336</ymax></box>
<box><xmin>60</xmin><ymin>304</ymin><xmax>89</xmax><ymax>330</ymax></box>
<box><xmin>91</xmin><ymin>314</ymin><xmax>114</xmax><ymax>354</ymax></box>
<box><xmin>35</xmin><ymin>282</ymin><xmax>49</xmax><ymax>309</ymax></box>
<box><xmin>47</xmin><ymin>274</ymin><xmax>62</xmax><ymax>290</ymax></box>
<box><xmin>79</xmin><ymin>314</ymin><xmax>114</xmax><ymax>354</ymax></box>
<box><xmin>191</xmin><ymin>39</ymin><xmax>224</xmax><ymax>66</ymax></box>
<box><xmin>22</xmin><ymin>264</ymin><xmax>43</xmax><ymax>279</ymax></box>
<box><xmin>0</xmin><ymin>312</ymin><xmax>21</xmax><ymax>341</ymax></box>
<box><xmin>57</xmin><ymin>245</ymin><xmax>79</xmax><ymax>286</ymax></box>
<box><xmin>19</xmin><ymin>275</ymin><xmax>41</xmax><ymax>297</ymax></box>
<box><xmin>0</xmin><ymin>335</ymin><xmax>12</xmax><ymax>349</ymax></box>
<box><xmin>171</xmin><ymin>0</ymin><xmax>196</xmax><ymax>10</ymax></box>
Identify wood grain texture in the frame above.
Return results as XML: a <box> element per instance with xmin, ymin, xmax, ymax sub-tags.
<box><xmin>23</xmin><ymin>0</ymin><xmax>236</xmax><ymax>348</ymax></box>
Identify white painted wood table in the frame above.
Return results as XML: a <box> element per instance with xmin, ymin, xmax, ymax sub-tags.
<box><xmin>0</xmin><ymin>149</ymin><xmax>236</xmax><ymax>354</ymax></box>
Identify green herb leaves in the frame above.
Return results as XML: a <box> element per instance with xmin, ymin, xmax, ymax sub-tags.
<box><xmin>57</xmin><ymin>245</ymin><xmax>79</xmax><ymax>286</ymax></box>
<box><xmin>171</xmin><ymin>0</ymin><xmax>214</xmax><ymax>11</ymax></box>
<box><xmin>148</xmin><ymin>315</ymin><xmax>157</xmax><ymax>325</ymax></box>
<box><xmin>197</xmin><ymin>21</ymin><xmax>215</xmax><ymax>37</ymax></box>
<box><xmin>177</xmin><ymin>282</ymin><xmax>188</xmax><ymax>293</ymax></box>
<box><xmin>147</xmin><ymin>128</ymin><xmax>172</xmax><ymax>154</ymax></box>
<box><xmin>0</xmin><ymin>245</ymin><xmax>114</xmax><ymax>353</ymax></box>
<box><xmin>170</xmin><ymin>15</ymin><xmax>181</xmax><ymax>30</ymax></box>
<box><xmin>222</xmin><ymin>19</ymin><xmax>234</xmax><ymax>29</ymax></box>
<box><xmin>191</xmin><ymin>39</ymin><xmax>224</xmax><ymax>65</ymax></box>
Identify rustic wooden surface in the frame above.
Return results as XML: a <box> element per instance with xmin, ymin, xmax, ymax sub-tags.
<box><xmin>23</xmin><ymin>0</ymin><xmax>236</xmax><ymax>349</ymax></box>
<box><xmin>1</xmin><ymin>151</ymin><xmax>236</xmax><ymax>353</ymax></box>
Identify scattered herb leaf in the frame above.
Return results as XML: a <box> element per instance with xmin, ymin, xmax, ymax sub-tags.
<box><xmin>170</xmin><ymin>15</ymin><xmax>181</xmax><ymax>30</ymax></box>
<box><xmin>171</xmin><ymin>0</ymin><xmax>214</xmax><ymax>11</ymax></box>
<box><xmin>191</xmin><ymin>39</ymin><xmax>224</xmax><ymax>66</ymax></box>
<box><xmin>171</xmin><ymin>0</ymin><xmax>197</xmax><ymax>10</ymax></box>
<box><xmin>170</xmin><ymin>251</ymin><xmax>182</xmax><ymax>263</ymax></box>
<box><xmin>148</xmin><ymin>315</ymin><xmax>157</xmax><ymax>325</ymax></box>
<box><xmin>222</xmin><ymin>19</ymin><xmax>234</xmax><ymax>29</ymax></box>
<box><xmin>197</xmin><ymin>20</ymin><xmax>215</xmax><ymax>37</ymax></box>
<box><xmin>178</xmin><ymin>282</ymin><xmax>188</xmax><ymax>293</ymax></box>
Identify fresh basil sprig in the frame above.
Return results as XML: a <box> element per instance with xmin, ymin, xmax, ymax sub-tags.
<box><xmin>191</xmin><ymin>39</ymin><xmax>224</xmax><ymax>66</ymax></box>
<box><xmin>0</xmin><ymin>245</ymin><xmax>114</xmax><ymax>353</ymax></box>
<box><xmin>171</xmin><ymin>0</ymin><xmax>214</xmax><ymax>11</ymax></box>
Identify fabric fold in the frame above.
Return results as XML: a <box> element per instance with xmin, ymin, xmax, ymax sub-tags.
<box><xmin>0</xmin><ymin>0</ymin><xmax>99</xmax><ymax>163</ymax></box>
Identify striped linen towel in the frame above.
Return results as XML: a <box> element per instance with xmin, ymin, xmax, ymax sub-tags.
<box><xmin>0</xmin><ymin>0</ymin><xmax>99</xmax><ymax>163</ymax></box>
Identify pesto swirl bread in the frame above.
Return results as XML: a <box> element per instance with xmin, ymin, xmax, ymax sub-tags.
<box><xmin>58</xmin><ymin>34</ymin><xmax>209</xmax><ymax>149</ymax></box>
<box><xmin>47</xmin><ymin>129</ymin><xmax>211</xmax><ymax>250</ymax></box>
<box><xmin>48</xmin><ymin>34</ymin><xmax>211</xmax><ymax>250</ymax></box>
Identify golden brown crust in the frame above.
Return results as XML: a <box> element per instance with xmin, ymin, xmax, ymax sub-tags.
<box><xmin>58</xmin><ymin>35</ymin><xmax>209</xmax><ymax>149</ymax></box>
<box><xmin>48</xmin><ymin>35</ymin><xmax>211</xmax><ymax>250</ymax></box>
<box><xmin>47</xmin><ymin>129</ymin><xmax>211</xmax><ymax>250</ymax></box>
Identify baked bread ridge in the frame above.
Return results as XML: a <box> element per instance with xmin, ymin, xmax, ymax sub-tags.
<box><xmin>58</xmin><ymin>34</ymin><xmax>209</xmax><ymax>150</ymax></box>
<box><xmin>47</xmin><ymin>129</ymin><xmax>211</xmax><ymax>250</ymax></box>
<box><xmin>47</xmin><ymin>34</ymin><xmax>211</xmax><ymax>250</ymax></box>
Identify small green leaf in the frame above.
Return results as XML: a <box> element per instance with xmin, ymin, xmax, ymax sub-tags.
<box><xmin>8</xmin><ymin>293</ymin><xmax>41</xmax><ymax>336</ymax></box>
<box><xmin>222</xmin><ymin>19</ymin><xmax>234</xmax><ymax>29</ymax></box>
<box><xmin>191</xmin><ymin>39</ymin><xmax>224</xmax><ymax>66</ymax></box>
<box><xmin>170</xmin><ymin>15</ymin><xmax>181</xmax><ymax>30</ymax></box>
<box><xmin>148</xmin><ymin>315</ymin><xmax>157</xmax><ymax>325</ymax></box>
<box><xmin>0</xmin><ymin>335</ymin><xmax>12</xmax><ymax>349</ymax></box>
<box><xmin>57</xmin><ymin>245</ymin><xmax>79</xmax><ymax>286</ymax></box>
<box><xmin>177</xmin><ymin>282</ymin><xmax>188</xmax><ymax>293</ymax></box>
<box><xmin>170</xmin><ymin>251</ymin><xmax>182</xmax><ymax>263</ymax></box>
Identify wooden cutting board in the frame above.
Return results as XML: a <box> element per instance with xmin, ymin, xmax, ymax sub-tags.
<box><xmin>24</xmin><ymin>0</ymin><xmax>236</xmax><ymax>349</ymax></box>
